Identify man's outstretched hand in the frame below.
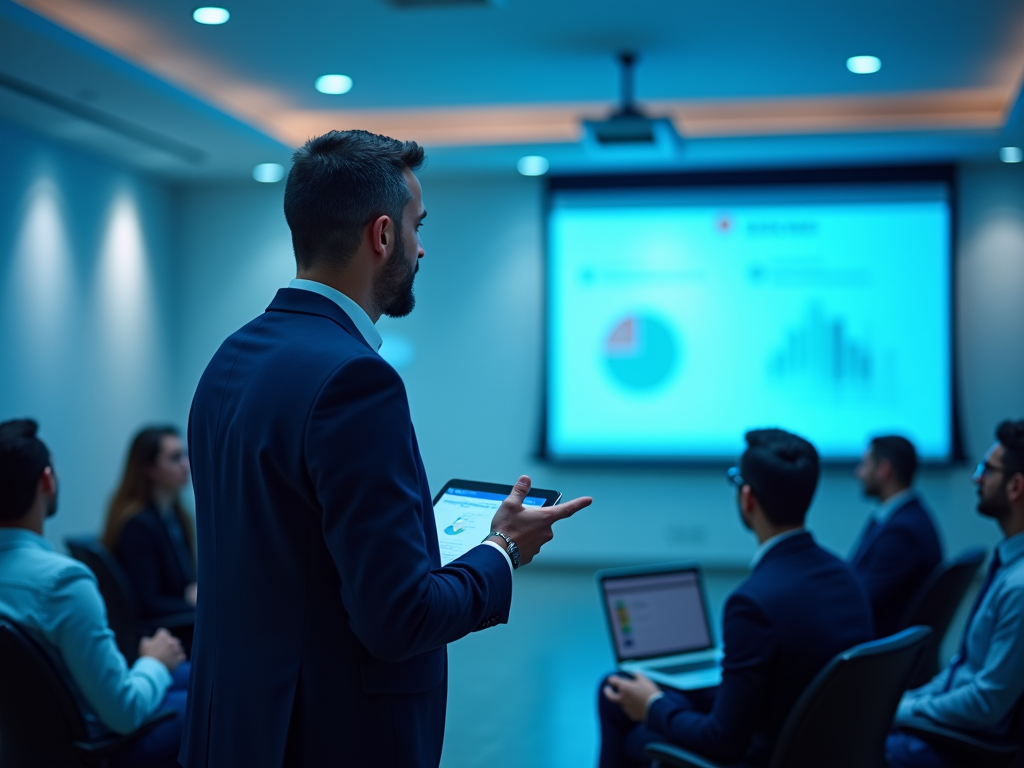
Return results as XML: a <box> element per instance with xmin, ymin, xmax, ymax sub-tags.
<box><xmin>487</xmin><ymin>475</ymin><xmax>592</xmax><ymax>567</ymax></box>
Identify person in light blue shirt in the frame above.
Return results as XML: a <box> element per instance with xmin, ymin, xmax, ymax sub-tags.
<box><xmin>888</xmin><ymin>419</ymin><xmax>1024</xmax><ymax>768</ymax></box>
<box><xmin>0</xmin><ymin>419</ymin><xmax>189</xmax><ymax>768</ymax></box>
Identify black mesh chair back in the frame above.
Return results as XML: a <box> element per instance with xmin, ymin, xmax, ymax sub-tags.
<box><xmin>769</xmin><ymin>626</ymin><xmax>932</xmax><ymax>768</ymax></box>
<box><xmin>899</xmin><ymin>546</ymin><xmax>986</xmax><ymax>689</ymax></box>
<box><xmin>65</xmin><ymin>536</ymin><xmax>141</xmax><ymax>663</ymax></box>
<box><xmin>0</xmin><ymin>617</ymin><xmax>91</xmax><ymax>767</ymax></box>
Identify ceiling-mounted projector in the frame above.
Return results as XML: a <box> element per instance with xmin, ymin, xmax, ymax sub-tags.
<box><xmin>582</xmin><ymin>53</ymin><xmax>680</xmax><ymax>156</ymax></box>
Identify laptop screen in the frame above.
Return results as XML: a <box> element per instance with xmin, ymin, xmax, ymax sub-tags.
<box><xmin>601</xmin><ymin>569</ymin><xmax>714</xmax><ymax>662</ymax></box>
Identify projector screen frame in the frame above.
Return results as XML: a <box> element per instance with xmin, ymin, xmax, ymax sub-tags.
<box><xmin>539</xmin><ymin>164</ymin><xmax>964</xmax><ymax>467</ymax></box>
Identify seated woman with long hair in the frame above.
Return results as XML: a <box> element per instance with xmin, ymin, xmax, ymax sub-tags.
<box><xmin>103</xmin><ymin>426</ymin><xmax>197</xmax><ymax>619</ymax></box>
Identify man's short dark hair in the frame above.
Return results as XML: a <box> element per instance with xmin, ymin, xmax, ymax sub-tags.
<box><xmin>284</xmin><ymin>130</ymin><xmax>425</xmax><ymax>271</ymax></box>
<box><xmin>740</xmin><ymin>428</ymin><xmax>820</xmax><ymax>526</ymax></box>
<box><xmin>996</xmin><ymin>419</ymin><xmax>1024</xmax><ymax>481</ymax></box>
<box><xmin>0</xmin><ymin>419</ymin><xmax>51</xmax><ymax>521</ymax></box>
<box><xmin>869</xmin><ymin>435</ymin><xmax>918</xmax><ymax>486</ymax></box>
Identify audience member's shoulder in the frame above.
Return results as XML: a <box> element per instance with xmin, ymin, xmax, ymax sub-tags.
<box><xmin>17</xmin><ymin>544</ymin><xmax>96</xmax><ymax>591</ymax></box>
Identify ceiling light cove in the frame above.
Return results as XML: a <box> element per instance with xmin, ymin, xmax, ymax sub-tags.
<box><xmin>193</xmin><ymin>7</ymin><xmax>230</xmax><ymax>25</ymax></box>
<box><xmin>847</xmin><ymin>55</ymin><xmax>881</xmax><ymax>74</ymax></box>
<box><xmin>253</xmin><ymin>163</ymin><xmax>285</xmax><ymax>182</ymax></box>
<box><xmin>315</xmin><ymin>75</ymin><xmax>353</xmax><ymax>95</ymax></box>
<box><xmin>1000</xmin><ymin>146</ymin><xmax>1023</xmax><ymax>163</ymax></box>
<box><xmin>517</xmin><ymin>155</ymin><xmax>549</xmax><ymax>176</ymax></box>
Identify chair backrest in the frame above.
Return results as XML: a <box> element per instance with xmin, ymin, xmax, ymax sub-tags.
<box><xmin>65</xmin><ymin>535</ymin><xmax>140</xmax><ymax>663</ymax></box>
<box><xmin>0</xmin><ymin>617</ymin><xmax>90</xmax><ymax>768</ymax></box>
<box><xmin>899</xmin><ymin>546</ymin><xmax>987</xmax><ymax>688</ymax></box>
<box><xmin>770</xmin><ymin>626</ymin><xmax>932</xmax><ymax>768</ymax></box>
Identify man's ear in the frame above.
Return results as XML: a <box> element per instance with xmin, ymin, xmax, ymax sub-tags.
<box><xmin>38</xmin><ymin>466</ymin><xmax>56</xmax><ymax>496</ymax></box>
<box><xmin>370</xmin><ymin>214</ymin><xmax>393</xmax><ymax>259</ymax></box>
<box><xmin>740</xmin><ymin>486</ymin><xmax>756</xmax><ymax>516</ymax></box>
<box><xmin>1008</xmin><ymin>472</ymin><xmax>1024</xmax><ymax>504</ymax></box>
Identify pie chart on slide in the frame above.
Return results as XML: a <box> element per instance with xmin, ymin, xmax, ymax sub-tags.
<box><xmin>604</xmin><ymin>314</ymin><xmax>679</xmax><ymax>390</ymax></box>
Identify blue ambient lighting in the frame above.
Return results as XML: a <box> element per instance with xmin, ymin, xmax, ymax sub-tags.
<box><xmin>847</xmin><ymin>55</ymin><xmax>881</xmax><ymax>74</ymax></box>
<box><xmin>315</xmin><ymin>75</ymin><xmax>353</xmax><ymax>95</ymax></box>
<box><xmin>1000</xmin><ymin>147</ymin><xmax>1023</xmax><ymax>163</ymax></box>
<box><xmin>517</xmin><ymin>156</ymin><xmax>550</xmax><ymax>176</ymax></box>
<box><xmin>253</xmin><ymin>163</ymin><xmax>285</xmax><ymax>183</ymax></box>
<box><xmin>193</xmin><ymin>7</ymin><xmax>230</xmax><ymax>24</ymax></box>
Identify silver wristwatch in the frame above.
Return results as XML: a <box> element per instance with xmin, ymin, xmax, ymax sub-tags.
<box><xmin>486</xmin><ymin>531</ymin><xmax>520</xmax><ymax>569</ymax></box>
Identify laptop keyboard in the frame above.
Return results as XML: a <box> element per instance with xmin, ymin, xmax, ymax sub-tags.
<box><xmin>651</xmin><ymin>659</ymin><xmax>718</xmax><ymax>675</ymax></box>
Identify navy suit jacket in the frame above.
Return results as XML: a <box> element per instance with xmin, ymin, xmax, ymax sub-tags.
<box><xmin>179</xmin><ymin>289</ymin><xmax>513</xmax><ymax>768</ymax></box>
<box><xmin>115</xmin><ymin>505</ymin><xmax>196</xmax><ymax>618</ymax></box>
<box><xmin>646</xmin><ymin>532</ymin><xmax>874</xmax><ymax>767</ymax></box>
<box><xmin>849</xmin><ymin>495</ymin><xmax>943</xmax><ymax>638</ymax></box>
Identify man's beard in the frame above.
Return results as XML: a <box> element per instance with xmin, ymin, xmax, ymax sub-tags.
<box><xmin>373</xmin><ymin>228</ymin><xmax>417</xmax><ymax>319</ymax></box>
<box><xmin>977</xmin><ymin>486</ymin><xmax>1010</xmax><ymax>520</ymax></box>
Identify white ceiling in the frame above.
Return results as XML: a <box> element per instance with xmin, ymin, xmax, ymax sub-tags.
<box><xmin>3</xmin><ymin>0</ymin><xmax>1024</xmax><ymax>179</ymax></box>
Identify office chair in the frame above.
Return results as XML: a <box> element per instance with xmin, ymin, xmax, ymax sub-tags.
<box><xmin>899</xmin><ymin>699</ymin><xmax>1024</xmax><ymax>768</ymax></box>
<box><xmin>0</xmin><ymin>617</ymin><xmax>173</xmax><ymax>768</ymax></box>
<box><xmin>899</xmin><ymin>546</ymin><xmax>987</xmax><ymax>689</ymax></box>
<box><xmin>645</xmin><ymin>626</ymin><xmax>932</xmax><ymax>768</ymax></box>
<box><xmin>65</xmin><ymin>535</ymin><xmax>194</xmax><ymax>663</ymax></box>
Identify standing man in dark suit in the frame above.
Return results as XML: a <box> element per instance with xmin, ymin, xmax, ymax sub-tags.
<box><xmin>598</xmin><ymin>429</ymin><xmax>874</xmax><ymax>768</ymax></box>
<box><xmin>179</xmin><ymin>130</ymin><xmax>591</xmax><ymax>768</ymax></box>
<box><xmin>852</xmin><ymin>436</ymin><xmax>943</xmax><ymax>638</ymax></box>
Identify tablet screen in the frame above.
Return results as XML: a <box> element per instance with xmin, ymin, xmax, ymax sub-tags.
<box><xmin>433</xmin><ymin>483</ymin><xmax>551</xmax><ymax>566</ymax></box>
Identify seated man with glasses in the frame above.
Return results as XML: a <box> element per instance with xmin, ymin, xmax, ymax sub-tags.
<box><xmin>597</xmin><ymin>429</ymin><xmax>874</xmax><ymax>768</ymax></box>
<box><xmin>888</xmin><ymin>419</ymin><xmax>1024</xmax><ymax>768</ymax></box>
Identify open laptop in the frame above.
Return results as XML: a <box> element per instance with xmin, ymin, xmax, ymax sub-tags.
<box><xmin>597</xmin><ymin>563</ymin><xmax>723</xmax><ymax>690</ymax></box>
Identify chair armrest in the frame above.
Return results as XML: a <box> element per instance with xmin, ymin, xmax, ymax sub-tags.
<box><xmin>73</xmin><ymin>709</ymin><xmax>177</xmax><ymax>758</ymax></box>
<box><xmin>898</xmin><ymin>716</ymin><xmax>1018</xmax><ymax>757</ymax></box>
<box><xmin>645</xmin><ymin>742</ymin><xmax>722</xmax><ymax>768</ymax></box>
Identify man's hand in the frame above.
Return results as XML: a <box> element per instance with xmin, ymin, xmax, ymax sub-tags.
<box><xmin>185</xmin><ymin>582</ymin><xmax>198</xmax><ymax>607</ymax></box>
<box><xmin>139</xmin><ymin>628</ymin><xmax>186</xmax><ymax>672</ymax></box>
<box><xmin>603</xmin><ymin>672</ymin><xmax>662</xmax><ymax>722</ymax></box>
<box><xmin>487</xmin><ymin>475</ymin><xmax>592</xmax><ymax>567</ymax></box>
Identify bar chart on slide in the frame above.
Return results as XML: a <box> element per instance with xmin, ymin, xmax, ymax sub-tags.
<box><xmin>767</xmin><ymin>304</ymin><xmax>873</xmax><ymax>388</ymax></box>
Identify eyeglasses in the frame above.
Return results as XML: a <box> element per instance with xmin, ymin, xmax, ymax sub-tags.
<box><xmin>726</xmin><ymin>466</ymin><xmax>746</xmax><ymax>490</ymax></box>
<box><xmin>973</xmin><ymin>461</ymin><xmax>1007</xmax><ymax>480</ymax></box>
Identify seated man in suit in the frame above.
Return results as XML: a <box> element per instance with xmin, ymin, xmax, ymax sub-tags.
<box><xmin>0</xmin><ymin>419</ymin><xmax>190</xmax><ymax>768</ymax></box>
<box><xmin>598</xmin><ymin>428</ymin><xmax>874</xmax><ymax>768</ymax></box>
<box><xmin>852</xmin><ymin>435</ymin><xmax>943</xmax><ymax>637</ymax></box>
<box><xmin>887</xmin><ymin>419</ymin><xmax>1024</xmax><ymax>768</ymax></box>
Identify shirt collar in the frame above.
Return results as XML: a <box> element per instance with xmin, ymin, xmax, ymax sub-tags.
<box><xmin>750</xmin><ymin>527</ymin><xmax>806</xmax><ymax>570</ymax></box>
<box><xmin>288</xmin><ymin>279</ymin><xmax>382</xmax><ymax>352</ymax></box>
<box><xmin>997</xmin><ymin>529</ymin><xmax>1024</xmax><ymax>568</ymax></box>
<box><xmin>874</xmin><ymin>488</ymin><xmax>916</xmax><ymax>525</ymax></box>
<box><xmin>0</xmin><ymin>528</ymin><xmax>53</xmax><ymax>551</ymax></box>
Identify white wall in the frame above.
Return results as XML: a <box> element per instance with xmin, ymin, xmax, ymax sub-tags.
<box><xmin>0</xmin><ymin>119</ymin><xmax>179</xmax><ymax>549</ymax></box>
<box><xmin>171</xmin><ymin>161</ymin><xmax>1024</xmax><ymax>567</ymax></box>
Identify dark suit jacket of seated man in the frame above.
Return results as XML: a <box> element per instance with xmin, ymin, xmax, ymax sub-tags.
<box><xmin>180</xmin><ymin>131</ymin><xmax>590</xmax><ymax>768</ymax></box>
<box><xmin>850</xmin><ymin>490</ymin><xmax>942</xmax><ymax>637</ymax></box>
<box><xmin>599</xmin><ymin>430</ymin><xmax>875</xmax><ymax>768</ymax></box>
<box><xmin>852</xmin><ymin>436</ymin><xmax>943</xmax><ymax>638</ymax></box>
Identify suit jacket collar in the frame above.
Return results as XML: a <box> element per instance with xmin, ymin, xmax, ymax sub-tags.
<box><xmin>752</xmin><ymin>530</ymin><xmax>814</xmax><ymax>571</ymax></box>
<box><xmin>266</xmin><ymin>288</ymin><xmax>375</xmax><ymax>353</ymax></box>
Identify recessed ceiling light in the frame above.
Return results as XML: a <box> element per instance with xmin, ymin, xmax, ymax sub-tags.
<box><xmin>193</xmin><ymin>7</ymin><xmax>230</xmax><ymax>24</ymax></box>
<box><xmin>1000</xmin><ymin>146</ymin><xmax>1023</xmax><ymax>163</ymax></box>
<box><xmin>315</xmin><ymin>75</ymin><xmax>353</xmax><ymax>95</ymax></box>
<box><xmin>847</xmin><ymin>55</ymin><xmax>881</xmax><ymax>74</ymax></box>
<box><xmin>253</xmin><ymin>163</ymin><xmax>285</xmax><ymax>183</ymax></box>
<box><xmin>517</xmin><ymin>155</ymin><xmax>549</xmax><ymax>176</ymax></box>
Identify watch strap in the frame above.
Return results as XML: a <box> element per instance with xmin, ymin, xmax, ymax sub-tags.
<box><xmin>486</xmin><ymin>531</ymin><xmax>520</xmax><ymax>569</ymax></box>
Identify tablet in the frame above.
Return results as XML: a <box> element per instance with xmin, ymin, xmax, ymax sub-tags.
<box><xmin>432</xmin><ymin>479</ymin><xmax>561</xmax><ymax>566</ymax></box>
